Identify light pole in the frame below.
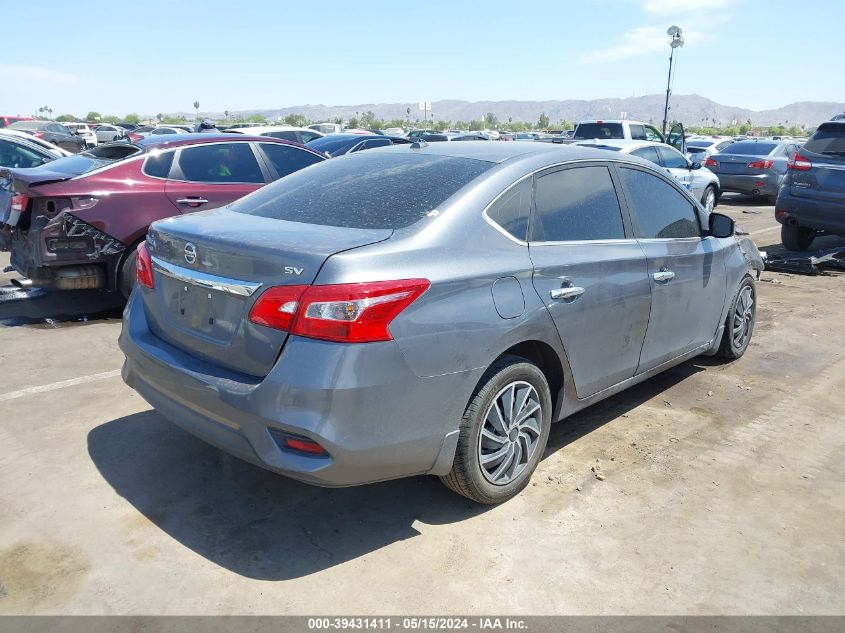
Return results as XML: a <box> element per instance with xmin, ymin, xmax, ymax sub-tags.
<box><xmin>661</xmin><ymin>25</ymin><xmax>684</xmax><ymax>136</ymax></box>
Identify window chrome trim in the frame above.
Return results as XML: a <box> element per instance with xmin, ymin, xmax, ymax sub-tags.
<box><xmin>151</xmin><ymin>256</ymin><xmax>262</xmax><ymax>297</ymax></box>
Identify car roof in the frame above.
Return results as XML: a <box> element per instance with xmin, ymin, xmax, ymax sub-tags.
<box><xmin>223</xmin><ymin>125</ymin><xmax>316</xmax><ymax>134</ymax></box>
<box><xmin>133</xmin><ymin>133</ymin><xmax>311</xmax><ymax>149</ymax></box>
<box><xmin>368</xmin><ymin>139</ymin><xmax>656</xmax><ymax>166</ymax></box>
<box><xmin>0</xmin><ymin>130</ymin><xmax>53</xmax><ymax>153</ymax></box>
<box><xmin>574</xmin><ymin>139</ymin><xmax>675</xmax><ymax>152</ymax></box>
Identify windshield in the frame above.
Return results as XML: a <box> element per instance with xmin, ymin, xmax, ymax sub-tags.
<box><xmin>574</xmin><ymin>123</ymin><xmax>624</xmax><ymax>140</ymax></box>
<box><xmin>231</xmin><ymin>152</ymin><xmax>493</xmax><ymax>230</ymax></box>
<box><xmin>803</xmin><ymin>125</ymin><xmax>845</xmax><ymax>155</ymax></box>
<box><xmin>721</xmin><ymin>141</ymin><xmax>777</xmax><ymax>156</ymax></box>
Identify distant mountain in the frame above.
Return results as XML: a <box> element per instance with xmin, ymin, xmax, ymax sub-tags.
<box><xmin>172</xmin><ymin>94</ymin><xmax>845</xmax><ymax>128</ymax></box>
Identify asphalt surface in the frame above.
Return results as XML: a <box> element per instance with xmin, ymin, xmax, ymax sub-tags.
<box><xmin>0</xmin><ymin>194</ymin><xmax>843</xmax><ymax>615</ymax></box>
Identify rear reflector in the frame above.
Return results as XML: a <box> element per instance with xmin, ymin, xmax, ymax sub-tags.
<box><xmin>787</xmin><ymin>153</ymin><xmax>812</xmax><ymax>171</ymax></box>
<box><xmin>268</xmin><ymin>428</ymin><xmax>329</xmax><ymax>456</ymax></box>
<box><xmin>249</xmin><ymin>279</ymin><xmax>430</xmax><ymax>343</ymax></box>
<box><xmin>136</xmin><ymin>241</ymin><xmax>154</xmax><ymax>289</ymax></box>
<box><xmin>747</xmin><ymin>160</ymin><xmax>774</xmax><ymax>169</ymax></box>
<box><xmin>8</xmin><ymin>193</ymin><xmax>28</xmax><ymax>226</ymax></box>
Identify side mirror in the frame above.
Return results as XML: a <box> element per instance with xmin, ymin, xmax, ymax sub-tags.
<box><xmin>709</xmin><ymin>212</ymin><xmax>734</xmax><ymax>238</ymax></box>
<box><xmin>690</xmin><ymin>161</ymin><xmax>702</xmax><ymax>170</ymax></box>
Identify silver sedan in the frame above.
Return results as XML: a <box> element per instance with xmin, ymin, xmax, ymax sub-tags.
<box><xmin>577</xmin><ymin>139</ymin><xmax>722</xmax><ymax>212</ymax></box>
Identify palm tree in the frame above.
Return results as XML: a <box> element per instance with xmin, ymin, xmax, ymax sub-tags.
<box><xmin>193</xmin><ymin>101</ymin><xmax>200</xmax><ymax>120</ymax></box>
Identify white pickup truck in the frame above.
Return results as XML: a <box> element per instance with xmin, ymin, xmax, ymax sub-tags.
<box><xmin>540</xmin><ymin>119</ymin><xmax>687</xmax><ymax>154</ymax></box>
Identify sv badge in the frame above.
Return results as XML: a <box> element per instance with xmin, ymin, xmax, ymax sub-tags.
<box><xmin>284</xmin><ymin>266</ymin><xmax>304</xmax><ymax>276</ymax></box>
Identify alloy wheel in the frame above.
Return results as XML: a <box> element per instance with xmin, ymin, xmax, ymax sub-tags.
<box><xmin>732</xmin><ymin>285</ymin><xmax>754</xmax><ymax>348</ymax></box>
<box><xmin>478</xmin><ymin>381</ymin><xmax>542</xmax><ymax>485</ymax></box>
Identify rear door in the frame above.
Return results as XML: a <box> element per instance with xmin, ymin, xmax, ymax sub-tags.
<box><xmin>616</xmin><ymin>165</ymin><xmax>728</xmax><ymax>372</ymax></box>
<box><xmin>656</xmin><ymin>145</ymin><xmax>696</xmax><ymax>196</ymax></box>
<box><xmin>528</xmin><ymin>162</ymin><xmax>652</xmax><ymax>398</ymax></box>
<box><xmin>164</xmin><ymin>141</ymin><xmax>268</xmax><ymax>213</ymax></box>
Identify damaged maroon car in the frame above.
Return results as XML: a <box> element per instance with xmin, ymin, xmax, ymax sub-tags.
<box><xmin>0</xmin><ymin>134</ymin><xmax>326</xmax><ymax>297</ymax></box>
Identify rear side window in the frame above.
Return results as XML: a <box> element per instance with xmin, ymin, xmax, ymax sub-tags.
<box><xmin>230</xmin><ymin>153</ymin><xmax>493</xmax><ymax>229</ymax></box>
<box><xmin>530</xmin><ymin>166</ymin><xmax>625</xmax><ymax>242</ymax></box>
<box><xmin>143</xmin><ymin>150</ymin><xmax>175</xmax><ymax>178</ymax></box>
<box><xmin>630</xmin><ymin>146</ymin><xmax>660</xmax><ymax>165</ymax></box>
<box><xmin>619</xmin><ymin>167</ymin><xmax>700</xmax><ymax>239</ymax></box>
<box><xmin>629</xmin><ymin>124</ymin><xmax>646</xmax><ymax>140</ymax></box>
<box><xmin>178</xmin><ymin>143</ymin><xmax>264</xmax><ymax>183</ymax></box>
<box><xmin>656</xmin><ymin>146</ymin><xmax>689</xmax><ymax>169</ymax></box>
<box><xmin>264</xmin><ymin>130</ymin><xmax>298</xmax><ymax>142</ymax></box>
<box><xmin>574</xmin><ymin>123</ymin><xmax>624</xmax><ymax>140</ymax></box>
<box><xmin>0</xmin><ymin>139</ymin><xmax>48</xmax><ymax>168</ymax></box>
<box><xmin>722</xmin><ymin>141</ymin><xmax>777</xmax><ymax>156</ymax></box>
<box><xmin>298</xmin><ymin>131</ymin><xmax>322</xmax><ymax>143</ymax></box>
<box><xmin>803</xmin><ymin>124</ymin><xmax>845</xmax><ymax>155</ymax></box>
<box><xmin>258</xmin><ymin>143</ymin><xmax>323</xmax><ymax>178</ymax></box>
<box><xmin>486</xmin><ymin>177</ymin><xmax>531</xmax><ymax>241</ymax></box>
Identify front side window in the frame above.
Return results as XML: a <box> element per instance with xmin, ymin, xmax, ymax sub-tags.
<box><xmin>486</xmin><ymin>177</ymin><xmax>531</xmax><ymax>241</ymax></box>
<box><xmin>619</xmin><ymin>167</ymin><xmax>700</xmax><ymax>239</ymax></box>
<box><xmin>178</xmin><ymin>143</ymin><xmax>264</xmax><ymax>183</ymax></box>
<box><xmin>530</xmin><ymin>166</ymin><xmax>626</xmax><ymax>242</ymax></box>
<box><xmin>265</xmin><ymin>130</ymin><xmax>298</xmax><ymax>142</ymax></box>
<box><xmin>656</xmin><ymin>146</ymin><xmax>689</xmax><ymax>169</ymax></box>
<box><xmin>258</xmin><ymin>143</ymin><xmax>323</xmax><ymax>178</ymax></box>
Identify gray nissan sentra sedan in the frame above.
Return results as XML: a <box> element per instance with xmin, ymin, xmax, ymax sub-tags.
<box><xmin>120</xmin><ymin>142</ymin><xmax>760</xmax><ymax>504</ymax></box>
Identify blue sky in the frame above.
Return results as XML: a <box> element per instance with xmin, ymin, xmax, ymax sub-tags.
<box><xmin>3</xmin><ymin>0</ymin><xmax>843</xmax><ymax>118</ymax></box>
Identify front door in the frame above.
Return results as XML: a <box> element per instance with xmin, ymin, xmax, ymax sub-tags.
<box><xmin>615</xmin><ymin>164</ymin><xmax>728</xmax><ymax>371</ymax></box>
<box><xmin>528</xmin><ymin>163</ymin><xmax>652</xmax><ymax>398</ymax></box>
<box><xmin>165</xmin><ymin>142</ymin><xmax>268</xmax><ymax>214</ymax></box>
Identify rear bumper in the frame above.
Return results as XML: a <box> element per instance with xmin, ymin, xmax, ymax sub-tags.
<box><xmin>119</xmin><ymin>292</ymin><xmax>477</xmax><ymax>487</ymax></box>
<box><xmin>1</xmin><ymin>211</ymin><xmax>125</xmax><ymax>288</ymax></box>
<box><xmin>716</xmin><ymin>173</ymin><xmax>780</xmax><ymax>196</ymax></box>
<box><xmin>775</xmin><ymin>189</ymin><xmax>845</xmax><ymax>235</ymax></box>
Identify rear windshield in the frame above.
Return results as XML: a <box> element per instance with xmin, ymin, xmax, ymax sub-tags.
<box><xmin>230</xmin><ymin>152</ymin><xmax>493</xmax><ymax>229</ymax></box>
<box><xmin>8</xmin><ymin>121</ymin><xmax>45</xmax><ymax>131</ymax></box>
<box><xmin>687</xmin><ymin>141</ymin><xmax>714</xmax><ymax>149</ymax></box>
<box><xmin>574</xmin><ymin>123</ymin><xmax>624</xmax><ymax>140</ymax></box>
<box><xmin>721</xmin><ymin>141</ymin><xmax>777</xmax><ymax>156</ymax></box>
<box><xmin>804</xmin><ymin>125</ymin><xmax>845</xmax><ymax>155</ymax></box>
<box><xmin>306</xmin><ymin>135</ymin><xmax>363</xmax><ymax>156</ymax></box>
<box><xmin>35</xmin><ymin>145</ymin><xmax>141</xmax><ymax>176</ymax></box>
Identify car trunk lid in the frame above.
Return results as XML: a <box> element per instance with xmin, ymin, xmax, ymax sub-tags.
<box><xmin>143</xmin><ymin>208</ymin><xmax>393</xmax><ymax>377</ymax></box>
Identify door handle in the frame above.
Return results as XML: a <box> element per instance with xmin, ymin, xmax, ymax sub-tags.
<box><xmin>653</xmin><ymin>270</ymin><xmax>675</xmax><ymax>282</ymax></box>
<box><xmin>550</xmin><ymin>286</ymin><xmax>585</xmax><ymax>300</ymax></box>
<box><xmin>176</xmin><ymin>198</ymin><xmax>209</xmax><ymax>207</ymax></box>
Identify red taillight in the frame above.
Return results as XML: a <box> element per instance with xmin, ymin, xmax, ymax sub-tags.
<box><xmin>32</xmin><ymin>132</ymin><xmax>46</xmax><ymax>139</ymax></box>
<box><xmin>10</xmin><ymin>193</ymin><xmax>28</xmax><ymax>214</ymax></box>
<box><xmin>136</xmin><ymin>241</ymin><xmax>155</xmax><ymax>289</ymax></box>
<box><xmin>787</xmin><ymin>153</ymin><xmax>812</xmax><ymax>171</ymax></box>
<box><xmin>704</xmin><ymin>157</ymin><xmax>718</xmax><ymax>168</ymax></box>
<box><xmin>247</xmin><ymin>284</ymin><xmax>309</xmax><ymax>330</ymax></box>
<box><xmin>747</xmin><ymin>159</ymin><xmax>774</xmax><ymax>169</ymax></box>
<box><xmin>249</xmin><ymin>279</ymin><xmax>430</xmax><ymax>343</ymax></box>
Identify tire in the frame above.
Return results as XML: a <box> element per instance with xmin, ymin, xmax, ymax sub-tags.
<box><xmin>716</xmin><ymin>276</ymin><xmax>756</xmax><ymax>360</ymax></box>
<box><xmin>701</xmin><ymin>185</ymin><xmax>717</xmax><ymax>213</ymax></box>
<box><xmin>781</xmin><ymin>223</ymin><xmax>815</xmax><ymax>251</ymax></box>
<box><xmin>118</xmin><ymin>247</ymin><xmax>137</xmax><ymax>300</ymax></box>
<box><xmin>440</xmin><ymin>355</ymin><xmax>552</xmax><ymax>504</ymax></box>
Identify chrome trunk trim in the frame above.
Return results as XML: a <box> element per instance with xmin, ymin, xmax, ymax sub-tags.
<box><xmin>151</xmin><ymin>256</ymin><xmax>262</xmax><ymax>297</ymax></box>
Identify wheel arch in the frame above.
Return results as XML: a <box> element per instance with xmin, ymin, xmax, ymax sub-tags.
<box><xmin>492</xmin><ymin>339</ymin><xmax>565</xmax><ymax>422</ymax></box>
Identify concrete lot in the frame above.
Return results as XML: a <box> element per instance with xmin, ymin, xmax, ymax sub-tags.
<box><xmin>0</xmin><ymin>195</ymin><xmax>843</xmax><ymax>615</ymax></box>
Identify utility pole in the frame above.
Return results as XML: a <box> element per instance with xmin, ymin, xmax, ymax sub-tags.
<box><xmin>662</xmin><ymin>26</ymin><xmax>684</xmax><ymax>136</ymax></box>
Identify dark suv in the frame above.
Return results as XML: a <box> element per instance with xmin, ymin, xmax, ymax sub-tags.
<box><xmin>775</xmin><ymin>122</ymin><xmax>845</xmax><ymax>250</ymax></box>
